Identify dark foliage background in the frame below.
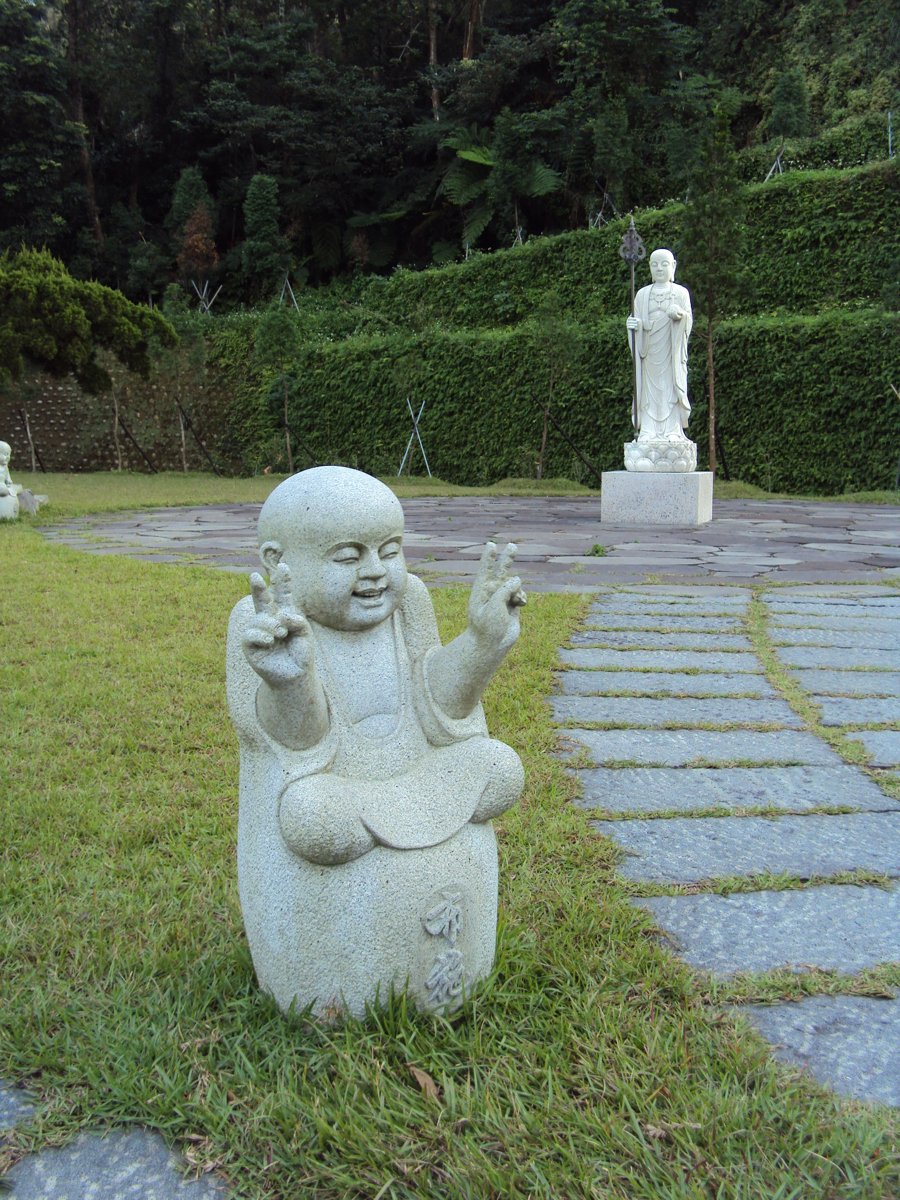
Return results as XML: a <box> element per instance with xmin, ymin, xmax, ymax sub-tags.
<box><xmin>1</xmin><ymin>0</ymin><xmax>897</xmax><ymax>294</ymax></box>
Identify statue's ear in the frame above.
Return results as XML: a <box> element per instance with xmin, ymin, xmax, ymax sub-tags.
<box><xmin>260</xmin><ymin>541</ymin><xmax>283</xmax><ymax>571</ymax></box>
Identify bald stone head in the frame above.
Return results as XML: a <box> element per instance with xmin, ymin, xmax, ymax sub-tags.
<box><xmin>649</xmin><ymin>248</ymin><xmax>677</xmax><ymax>284</ymax></box>
<box><xmin>258</xmin><ymin>466</ymin><xmax>408</xmax><ymax>631</ymax></box>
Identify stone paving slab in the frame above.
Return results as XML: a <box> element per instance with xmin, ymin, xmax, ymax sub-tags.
<box><xmin>770</xmin><ymin>626</ymin><xmax>900</xmax><ymax>650</ymax></box>
<box><xmin>846</xmin><ymin>731</ymin><xmax>900</xmax><ymax>768</ymax></box>
<box><xmin>588</xmin><ymin>599</ymin><xmax>750</xmax><ymax>614</ymax></box>
<box><xmin>584</xmin><ymin>616</ymin><xmax>744</xmax><ymax>632</ymax></box>
<box><xmin>592</xmin><ymin>812</ymin><xmax>900</xmax><ymax>883</ymax></box>
<box><xmin>550</xmin><ymin>696</ymin><xmax>801</xmax><ymax>728</ymax></box>
<box><xmin>788</xmin><ymin>670</ymin><xmax>900</xmax><ymax>696</ymax></box>
<box><xmin>765</xmin><ymin>602</ymin><xmax>900</xmax><ymax>618</ymax></box>
<box><xmin>765</xmin><ymin>594</ymin><xmax>900</xmax><ymax>608</ymax></box>
<box><xmin>0</xmin><ymin>1081</ymin><xmax>35</xmax><ymax>1131</ymax></box>
<box><xmin>633</xmin><ymin>884</ymin><xmax>900</xmax><ymax>975</ymax></box>
<box><xmin>555</xmin><ymin>671</ymin><xmax>777</xmax><ymax>697</ymax></box>
<box><xmin>4</xmin><ymin>1128</ymin><xmax>229</xmax><ymax>1198</ymax></box>
<box><xmin>739</xmin><ymin>996</ymin><xmax>900</xmax><ymax>1106</ymax></box>
<box><xmin>771</xmin><ymin>614</ymin><xmax>900</xmax><ymax>631</ymax></box>
<box><xmin>558</xmin><ymin>648</ymin><xmax>762</xmax><ymax>672</ymax></box>
<box><xmin>814</xmin><ymin>697</ymin><xmax>900</xmax><ymax>727</ymax></box>
<box><xmin>774</xmin><ymin>647</ymin><xmax>900</xmax><ymax>670</ymax></box>
<box><xmin>561</xmin><ymin>729</ymin><xmax>842</xmax><ymax>767</ymax></box>
<box><xmin>573</xmin><ymin>765</ymin><xmax>896</xmax><ymax>814</ymax></box>
<box><xmin>570</xmin><ymin>630</ymin><xmax>752</xmax><ymax>650</ymax></box>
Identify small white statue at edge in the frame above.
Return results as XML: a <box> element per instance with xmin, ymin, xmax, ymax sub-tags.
<box><xmin>226</xmin><ymin>466</ymin><xmax>525</xmax><ymax>1018</ymax></box>
<box><xmin>624</xmin><ymin>249</ymin><xmax>697</xmax><ymax>472</ymax></box>
<box><xmin>0</xmin><ymin>442</ymin><xmax>23</xmax><ymax>520</ymax></box>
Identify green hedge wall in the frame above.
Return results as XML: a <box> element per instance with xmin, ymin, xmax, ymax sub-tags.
<box><xmin>361</xmin><ymin>160</ymin><xmax>898</xmax><ymax>330</ymax></box>
<box><xmin>264</xmin><ymin>308</ymin><xmax>899</xmax><ymax>494</ymax></box>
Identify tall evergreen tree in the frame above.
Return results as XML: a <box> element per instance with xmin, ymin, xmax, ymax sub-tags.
<box><xmin>241</xmin><ymin>174</ymin><xmax>290</xmax><ymax>302</ymax></box>
<box><xmin>0</xmin><ymin>0</ymin><xmax>79</xmax><ymax>252</ymax></box>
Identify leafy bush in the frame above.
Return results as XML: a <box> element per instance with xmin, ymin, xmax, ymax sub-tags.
<box><xmin>362</xmin><ymin>160</ymin><xmax>898</xmax><ymax>329</ymax></box>
<box><xmin>252</xmin><ymin>308</ymin><xmax>900</xmax><ymax>493</ymax></box>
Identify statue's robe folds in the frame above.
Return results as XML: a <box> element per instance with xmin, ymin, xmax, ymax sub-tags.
<box><xmin>630</xmin><ymin>282</ymin><xmax>693</xmax><ymax>440</ymax></box>
<box><xmin>226</xmin><ymin>574</ymin><xmax>523</xmax><ymax>1017</ymax></box>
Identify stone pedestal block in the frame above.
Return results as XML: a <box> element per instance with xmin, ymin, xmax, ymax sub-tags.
<box><xmin>600</xmin><ymin>470</ymin><xmax>713</xmax><ymax>526</ymax></box>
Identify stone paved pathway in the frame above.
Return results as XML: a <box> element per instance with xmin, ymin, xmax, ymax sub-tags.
<box><xmin>39</xmin><ymin>496</ymin><xmax>900</xmax><ymax>587</ymax></box>
<box><xmin>7</xmin><ymin>499</ymin><xmax>899</xmax><ymax>1192</ymax></box>
<box><xmin>556</xmin><ymin>584</ymin><xmax>900</xmax><ymax>1108</ymax></box>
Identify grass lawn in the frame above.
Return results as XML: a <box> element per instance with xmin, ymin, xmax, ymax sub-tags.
<box><xmin>11</xmin><ymin>469</ymin><xmax>900</xmax><ymax>522</ymax></box>
<box><xmin>0</xmin><ymin>480</ymin><xmax>897</xmax><ymax>1198</ymax></box>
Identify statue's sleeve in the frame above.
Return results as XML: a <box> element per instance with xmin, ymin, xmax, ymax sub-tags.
<box><xmin>402</xmin><ymin>573</ymin><xmax>489</xmax><ymax>746</ymax></box>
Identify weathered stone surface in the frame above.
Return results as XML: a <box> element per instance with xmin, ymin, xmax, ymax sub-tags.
<box><xmin>846</xmin><ymin>731</ymin><xmax>900</xmax><ymax>768</ymax></box>
<box><xmin>770</xmin><ymin>626</ymin><xmax>900</xmax><ymax>650</ymax></box>
<box><xmin>634</xmin><ymin>884</ymin><xmax>900</xmax><ymax>974</ymax></box>
<box><xmin>4</xmin><ymin>1129</ymin><xmax>229</xmax><ymax>1198</ymax></box>
<box><xmin>570</xmin><ymin>630</ymin><xmax>752</xmax><ymax>650</ymax></box>
<box><xmin>574</xmin><ymin>765</ymin><xmax>895</xmax><ymax>814</ymax></box>
<box><xmin>765</xmin><ymin>596</ymin><xmax>900</xmax><ymax>612</ymax></box>
<box><xmin>555</xmin><ymin>670</ymin><xmax>776</xmax><ymax>697</ymax></box>
<box><xmin>600</xmin><ymin>470</ymin><xmax>713</xmax><ymax>524</ymax></box>
<box><xmin>550</xmin><ymin>695</ymin><xmax>800</xmax><ymax>727</ymax></box>
<box><xmin>771</xmin><ymin>614</ymin><xmax>900</xmax><ymax>632</ymax></box>
<box><xmin>788</xmin><ymin>670</ymin><xmax>900</xmax><ymax>697</ymax></box>
<box><xmin>585</xmin><ymin>614</ymin><xmax>744</xmax><ymax>632</ymax></box>
<box><xmin>740</xmin><ymin>996</ymin><xmax>900</xmax><ymax>1107</ymax></box>
<box><xmin>561</xmin><ymin>728</ymin><xmax>841</xmax><ymax>767</ymax></box>
<box><xmin>592</xmin><ymin>812</ymin><xmax>900</xmax><ymax>882</ymax></box>
<box><xmin>814</xmin><ymin>697</ymin><xmax>900</xmax><ymax>727</ymax></box>
<box><xmin>774</xmin><ymin>646</ymin><xmax>900</xmax><ymax>670</ymax></box>
<box><xmin>0</xmin><ymin>1081</ymin><xmax>35</xmax><ymax>1131</ymax></box>
<box><xmin>558</xmin><ymin>648</ymin><xmax>762</xmax><ymax>672</ymax></box>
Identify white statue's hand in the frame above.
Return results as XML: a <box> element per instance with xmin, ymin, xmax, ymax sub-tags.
<box><xmin>626</xmin><ymin>315</ymin><xmax>641</xmax><ymax>331</ymax></box>
<box><xmin>669</xmin><ymin>305</ymin><xmax>686</xmax><ymax>321</ymax></box>
<box><xmin>243</xmin><ymin>563</ymin><xmax>314</xmax><ymax>687</ymax></box>
<box><xmin>467</xmin><ymin>542</ymin><xmax>525</xmax><ymax>652</ymax></box>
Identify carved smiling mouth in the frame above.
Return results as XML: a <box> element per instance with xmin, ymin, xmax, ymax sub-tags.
<box><xmin>353</xmin><ymin>586</ymin><xmax>387</xmax><ymax>600</ymax></box>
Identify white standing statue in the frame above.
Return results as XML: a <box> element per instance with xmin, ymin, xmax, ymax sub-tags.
<box><xmin>0</xmin><ymin>442</ymin><xmax>22</xmax><ymax>520</ymax></box>
<box><xmin>624</xmin><ymin>248</ymin><xmax>697</xmax><ymax>472</ymax></box>
<box><xmin>226</xmin><ymin>466</ymin><xmax>526</xmax><ymax>1018</ymax></box>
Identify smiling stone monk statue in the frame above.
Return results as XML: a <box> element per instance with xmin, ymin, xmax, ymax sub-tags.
<box><xmin>226</xmin><ymin>466</ymin><xmax>525</xmax><ymax>1017</ymax></box>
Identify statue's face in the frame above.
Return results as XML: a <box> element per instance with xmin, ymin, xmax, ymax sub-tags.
<box><xmin>280</xmin><ymin>502</ymin><xmax>408</xmax><ymax>632</ymax></box>
<box><xmin>649</xmin><ymin>253</ymin><xmax>676</xmax><ymax>283</ymax></box>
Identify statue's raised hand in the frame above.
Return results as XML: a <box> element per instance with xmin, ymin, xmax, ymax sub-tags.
<box><xmin>243</xmin><ymin>562</ymin><xmax>314</xmax><ymax>687</ymax></box>
<box><xmin>468</xmin><ymin>542</ymin><xmax>526</xmax><ymax>653</ymax></box>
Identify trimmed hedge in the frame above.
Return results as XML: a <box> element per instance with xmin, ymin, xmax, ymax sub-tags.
<box><xmin>362</xmin><ymin>160</ymin><xmax>898</xmax><ymax>329</ymax></box>
<box><xmin>256</xmin><ymin>308</ymin><xmax>899</xmax><ymax>494</ymax></box>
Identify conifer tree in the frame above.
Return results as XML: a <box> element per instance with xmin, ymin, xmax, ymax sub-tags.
<box><xmin>242</xmin><ymin>174</ymin><xmax>290</xmax><ymax>302</ymax></box>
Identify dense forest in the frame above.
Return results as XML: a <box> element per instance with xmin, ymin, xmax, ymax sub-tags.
<box><xmin>2</xmin><ymin>0</ymin><xmax>897</xmax><ymax>302</ymax></box>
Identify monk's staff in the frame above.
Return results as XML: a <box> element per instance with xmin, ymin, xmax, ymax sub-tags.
<box><xmin>618</xmin><ymin>217</ymin><xmax>646</xmax><ymax>433</ymax></box>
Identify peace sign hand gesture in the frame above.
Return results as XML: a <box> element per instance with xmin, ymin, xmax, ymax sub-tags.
<box><xmin>468</xmin><ymin>542</ymin><xmax>526</xmax><ymax>653</ymax></box>
<box><xmin>243</xmin><ymin>562</ymin><xmax>314</xmax><ymax>688</ymax></box>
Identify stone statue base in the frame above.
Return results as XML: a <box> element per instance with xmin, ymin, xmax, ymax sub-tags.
<box><xmin>0</xmin><ymin>494</ymin><xmax>19</xmax><ymax>521</ymax></box>
<box><xmin>239</xmin><ymin>821</ymin><xmax>500</xmax><ymax>1019</ymax></box>
<box><xmin>600</xmin><ymin>470</ymin><xmax>713</xmax><ymax>526</ymax></box>
<box><xmin>624</xmin><ymin>437</ymin><xmax>697</xmax><ymax>473</ymax></box>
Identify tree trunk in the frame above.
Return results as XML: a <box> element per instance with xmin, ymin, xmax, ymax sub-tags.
<box><xmin>65</xmin><ymin>1</ymin><xmax>104</xmax><ymax>249</ymax></box>
<box><xmin>707</xmin><ymin>320</ymin><xmax>716</xmax><ymax>476</ymax></box>
<box><xmin>283</xmin><ymin>377</ymin><xmax>294</xmax><ymax>474</ymax></box>
<box><xmin>112</xmin><ymin>393</ymin><xmax>123</xmax><ymax>471</ymax></box>
<box><xmin>427</xmin><ymin>0</ymin><xmax>440</xmax><ymax>117</ymax></box>
<box><xmin>462</xmin><ymin>0</ymin><xmax>481</xmax><ymax>60</ymax></box>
